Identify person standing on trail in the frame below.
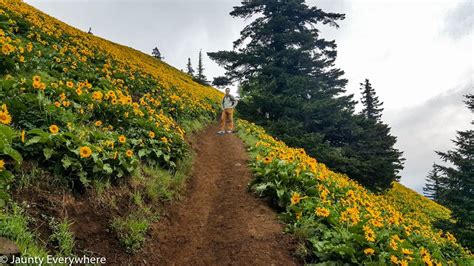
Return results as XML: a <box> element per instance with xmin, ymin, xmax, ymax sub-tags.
<box><xmin>218</xmin><ymin>88</ymin><xmax>238</xmax><ymax>134</ymax></box>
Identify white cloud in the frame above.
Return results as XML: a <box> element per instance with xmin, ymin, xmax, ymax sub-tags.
<box><xmin>385</xmin><ymin>81</ymin><xmax>472</xmax><ymax>192</ymax></box>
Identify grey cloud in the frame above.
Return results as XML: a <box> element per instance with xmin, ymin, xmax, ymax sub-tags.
<box><xmin>385</xmin><ymin>81</ymin><xmax>472</xmax><ymax>193</ymax></box>
<box><xmin>442</xmin><ymin>0</ymin><xmax>473</xmax><ymax>39</ymax></box>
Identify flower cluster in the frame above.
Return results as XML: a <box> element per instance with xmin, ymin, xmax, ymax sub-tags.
<box><xmin>0</xmin><ymin>1</ymin><xmax>222</xmax><ymax>188</ymax></box>
<box><xmin>237</xmin><ymin>120</ymin><xmax>471</xmax><ymax>265</ymax></box>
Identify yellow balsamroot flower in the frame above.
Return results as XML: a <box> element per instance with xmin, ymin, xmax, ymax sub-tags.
<box><xmin>0</xmin><ymin>159</ymin><xmax>5</xmax><ymax>171</ymax></box>
<box><xmin>125</xmin><ymin>149</ymin><xmax>133</xmax><ymax>157</ymax></box>
<box><xmin>399</xmin><ymin>259</ymin><xmax>409</xmax><ymax>266</ymax></box>
<box><xmin>315</xmin><ymin>207</ymin><xmax>330</xmax><ymax>217</ymax></box>
<box><xmin>66</xmin><ymin>81</ymin><xmax>74</xmax><ymax>88</ymax></box>
<box><xmin>118</xmin><ymin>135</ymin><xmax>126</xmax><ymax>143</ymax></box>
<box><xmin>295</xmin><ymin>212</ymin><xmax>302</xmax><ymax>220</ymax></box>
<box><xmin>363</xmin><ymin>248</ymin><xmax>375</xmax><ymax>256</ymax></box>
<box><xmin>94</xmin><ymin>120</ymin><xmax>102</xmax><ymax>127</ymax></box>
<box><xmin>363</xmin><ymin>225</ymin><xmax>376</xmax><ymax>242</ymax></box>
<box><xmin>262</xmin><ymin>157</ymin><xmax>272</xmax><ymax>164</ymax></box>
<box><xmin>290</xmin><ymin>192</ymin><xmax>303</xmax><ymax>205</ymax></box>
<box><xmin>161</xmin><ymin>136</ymin><xmax>168</xmax><ymax>144</ymax></box>
<box><xmin>402</xmin><ymin>248</ymin><xmax>413</xmax><ymax>255</ymax></box>
<box><xmin>0</xmin><ymin>104</ymin><xmax>12</xmax><ymax>125</ymax></box>
<box><xmin>54</xmin><ymin>101</ymin><xmax>61</xmax><ymax>108</ymax></box>
<box><xmin>21</xmin><ymin>129</ymin><xmax>25</xmax><ymax>143</ymax></box>
<box><xmin>92</xmin><ymin>91</ymin><xmax>103</xmax><ymax>101</ymax></box>
<box><xmin>79</xmin><ymin>146</ymin><xmax>92</xmax><ymax>158</ymax></box>
<box><xmin>49</xmin><ymin>124</ymin><xmax>59</xmax><ymax>134</ymax></box>
<box><xmin>390</xmin><ymin>255</ymin><xmax>399</xmax><ymax>264</ymax></box>
<box><xmin>149</xmin><ymin>131</ymin><xmax>155</xmax><ymax>139</ymax></box>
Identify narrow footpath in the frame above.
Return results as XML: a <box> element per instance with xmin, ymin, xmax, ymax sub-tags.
<box><xmin>134</xmin><ymin>124</ymin><xmax>298</xmax><ymax>265</ymax></box>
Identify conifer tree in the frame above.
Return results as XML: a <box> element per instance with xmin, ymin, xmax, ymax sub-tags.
<box><xmin>195</xmin><ymin>50</ymin><xmax>208</xmax><ymax>85</ymax></box>
<box><xmin>348</xmin><ymin>80</ymin><xmax>404</xmax><ymax>190</ymax></box>
<box><xmin>212</xmin><ymin>76</ymin><xmax>231</xmax><ymax>89</ymax></box>
<box><xmin>424</xmin><ymin>94</ymin><xmax>473</xmax><ymax>250</ymax></box>
<box><xmin>208</xmin><ymin>0</ymin><xmax>403</xmax><ymax>191</ymax></box>
<box><xmin>360</xmin><ymin>79</ymin><xmax>383</xmax><ymax>121</ymax></box>
<box><xmin>152</xmin><ymin>47</ymin><xmax>163</xmax><ymax>59</ymax></box>
<box><xmin>186</xmin><ymin>57</ymin><xmax>195</xmax><ymax>77</ymax></box>
<box><xmin>423</xmin><ymin>165</ymin><xmax>445</xmax><ymax>200</ymax></box>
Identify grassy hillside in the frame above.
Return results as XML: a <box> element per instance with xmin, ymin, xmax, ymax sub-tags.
<box><xmin>237</xmin><ymin>120</ymin><xmax>471</xmax><ymax>265</ymax></box>
<box><xmin>0</xmin><ymin>0</ymin><xmax>221</xmax><ymax>257</ymax></box>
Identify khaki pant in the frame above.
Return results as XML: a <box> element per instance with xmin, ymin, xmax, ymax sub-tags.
<box><xmin>220</xmin><ymin>108</ymin><xmax>234</xmax><ymax>131</ymax></box>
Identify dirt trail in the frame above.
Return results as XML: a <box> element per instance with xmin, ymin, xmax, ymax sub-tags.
<box><xmin>133</xmin><ymin>124</ymin><xmax>298</xmax><ymax>265</ymax></box>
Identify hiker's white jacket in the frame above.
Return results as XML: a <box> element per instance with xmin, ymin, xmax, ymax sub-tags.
<box><xmin>222</xmin><ymin>95</ymin><xmax>237</xmax><ymax>109</ymax></box>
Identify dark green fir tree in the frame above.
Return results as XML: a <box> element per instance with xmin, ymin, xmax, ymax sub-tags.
<box><xmin>186</xmin><ymin>57</ymin><xmax>195</xmax><ymax>77</ymax></box>
<box><xmin>360</xmin><ymin>79</ymin><xmax>383</xmax><ymax>121</ymax></box>
<box><xmin>209</xmin><ymin>0</ymin><xmax>403</xmax><ymax>191</ymax></box>
<box><xmin>195</xmin><ymin>50</ymin><xmax>209</xmax><ymax>85</ymax></box>
<box><xmin>424</xmin><ymin>94</ymin><xmax>473</xmax><ymax>250</ymax></box>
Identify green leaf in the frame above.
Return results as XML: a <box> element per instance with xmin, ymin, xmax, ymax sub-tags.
<box><xmin>25</xmin><ymin>136</ymin><xmax>43</xmax><ymax>146</ymax></box>
<box><xmin>103</xmin><ymin>163</ymin><xmax>113</xmax><ymax>174</ymax></box>
<box><xmin>2</xmin><ymin>145</ymin><xmax>23</xmax><ymax>166</ymax></box>
<box><xmin>138</xmin><ymin>149</ymin><xmax>147</xmax><ymax>158</ymax></box>
<box><xmin>79</xmin><ymin>173</ymin><xmax>90</xmax><ymax>186</ymax></box>
<box><xmin>43</xmin><ymin>148</ymin><xmax>53</xmax><ymax>160</ymax></box>
<box><xmin>0</xmin><ymin>124</ymin><xmax>16</xmax><ymax>141</ymax></box>
<box><xmin>276</xmin><ymin>188</ymin><xmax>285</xmax><ymax>199</ymax></box>
<box><xmin>62</xmin><ymin>156</ymin><xmax>72</xmax><ymax>169</ymax></box>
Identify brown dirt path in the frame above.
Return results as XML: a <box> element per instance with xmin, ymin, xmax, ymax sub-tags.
<box><xmin>133</xmin><ymin>124</ymin><xmax>299</xmax><ymax>265</ymax></box>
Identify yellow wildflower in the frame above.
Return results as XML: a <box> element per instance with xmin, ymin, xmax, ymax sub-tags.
<box><xmin>49</xmin><ymin>124</ymin><xmax>59</xmax><ymax>134</ymax></box>
<box><xmin>79</xmin><ymin>146</ymin><xmax>92</xmax><ymax>158</ymax></box>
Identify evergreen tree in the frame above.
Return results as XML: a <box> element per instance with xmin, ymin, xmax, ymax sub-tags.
<box><xmin>348</xmin><ymin>80</ymin><xmax>404</xmax><ymax>190</ymax></box>
<box><xmin>212</xmin><ymin>76</ymin><xmax>231</xmax><ymax>89</ymax></box>
<box><xmin>423</xmin><ymin>165</ymin><xmax>445</xmax><ymax>200</ymax></box>
<box><xmin>195</xmin><ymin>50</ymin><xmax>208</xmax><ymax>85</ymax></box>
<box><xmin>209</xmin><ymin>0</ymin><xmax>403</xmax><ymax>190</ymax></box>
<box><xmin>152</xmin><ymin>47</ymin><xmax>163</xmax><ymax>59</ymax></box>
<box><xmin>360</xmin><ymin>79</ymin><xmax>383</xmax><ymax>121</ymax></box>
<box><xmin>340</xmin><ymin>114</ymin><xmax>404</xmax><ymax>191</ymax></box>
<box><xmin>424</xmin><ymin>94</ymin><xmax>473</xmax><ymax>250</ymax></box>
<box><xmin>186</xmin><ymin>57</ymin><xmax>195</xmax><ymax>77</ymax></box>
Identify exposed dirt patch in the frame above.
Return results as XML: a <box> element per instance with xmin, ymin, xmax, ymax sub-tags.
<box><xmin>12</xmin><ymin>124</ymin><xmax>299</xmax><ymax>265</ymax></box>
<box><xmin>12</xmin><ymin>183</ymin><xmax>131</xmax><ymax>261</ymax></box>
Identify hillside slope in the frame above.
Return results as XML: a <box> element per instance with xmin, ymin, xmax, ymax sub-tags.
<box><xmin>0</xmin><ymin>0</ymin><xmax>222</xmax><ymax>258</ymax></box>
<box><xmin>0</xmin><ymin>0</ymin><xmax>221</xmax><ymax>188</ymax></box>
<box><xmin>237</xmin><ymin>120</ymin><xmax>471</xmax><ymax>265</ymax></box>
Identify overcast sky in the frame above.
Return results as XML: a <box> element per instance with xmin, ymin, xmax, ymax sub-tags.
<box><xmin>25</xmin><ymin>0</ymin><xmax>473</xmax><ymax>193</ymax></box>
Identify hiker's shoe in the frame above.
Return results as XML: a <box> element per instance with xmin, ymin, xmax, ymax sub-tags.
<box><xmin>217</xmin><ymin>130</ymin><xmax>225</xmax><ymax>134</ymax></box>
<box><xmin>226</xmin><ymin>131</ymin><xmax>233</xmax><ymax>134</ymax></box>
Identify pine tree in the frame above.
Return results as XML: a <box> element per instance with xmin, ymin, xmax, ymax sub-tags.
<box><xmin>423</xmin><ymin>164</ymin><xmax>445</xmax><ymax>200</ymax></box>
<box><xmin>424</xmin><ymin>94</ymin><xmax>473</xmax><ymax>250</ymax></box>
<box><xmin>212</xmin><ymin>76</ymin><xmax>231</xmax><ymax>89</ymax></box>
<box><xmin>360</xmin><ymin>79</ymin><xmax>383</xmax><ymax>121</ymax></box>
<box><xmin>348</xmin><ymin>80</ymin><xmax>404</xmax><ymax>190</ymax></box>
<box><xmin>195</xmin><ymin>50</ymin><xmax>208</xmax><ymax>85</ymax></box>
<box><xmin>152</xmin><ymin>47</ymin><xmax>163</xmax><ymax>59</ymax></box>
<box><xmin>186</xmin><ymin>57</ymin><xmax>195</xmax><ymax>77</ymax></box>
<box><xmin>208</xmin><ymin>0</ymin><xmax>403</xmax><ymax>190</ymax></box>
